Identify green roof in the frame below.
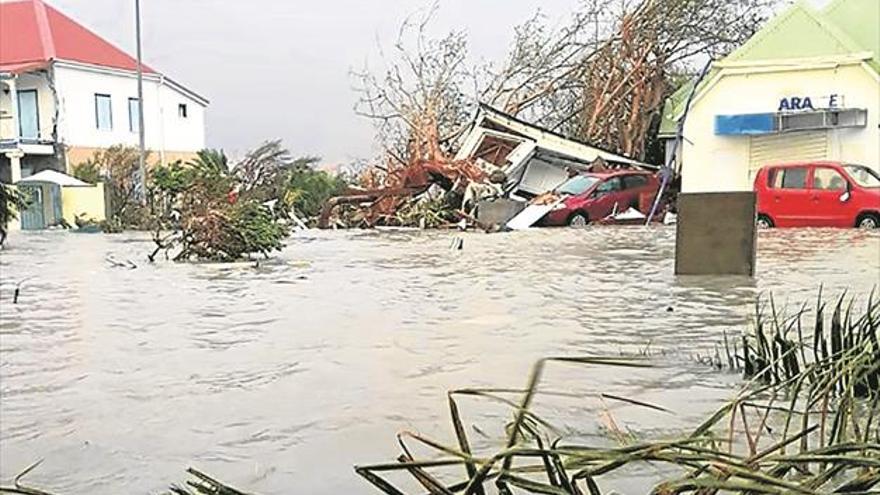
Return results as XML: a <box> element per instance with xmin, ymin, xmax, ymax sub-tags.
<box><xmin>660</xmin><ymin>0</ymin><xmax>879</xmax><ymax>136</ymax></box>
<box><xmin>659</xmin><ymin>79</ymin><xmax>696</xmax><ymax>137</ymax></box>
<box><xmin>821</xmin><ymin>0</ymin><xmax>880</xmax><ymax>70</ymax></box>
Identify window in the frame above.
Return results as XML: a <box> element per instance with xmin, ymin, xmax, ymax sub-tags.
<box><xmin>770</xmin><ymin>167</ymin><xmax>808</xmax><ymax>189</ymax></box>
<box><xmin>622</xmin><ymin>174</ymin><xmax>648</xmax><ymax>189</ymax></box>
<box><xmin>128</xmin><ymin>98</ymin><xmax>140</xmax><ymax>133</ymax></box>
<box><xmin>595</xmin><ymin>177</ymin><xmax>622</xmax><ymax>194</ymax></box>
<box><xmin>178</xmin><ymin>103</ymin><xmax>188</xmax><ymax>118</ymax></box>
<box><xmin>17</xmin><ymin>89</ymin><xmax>39</xmax><ymax>139</ymax></box>
<box><xmin>95</xmin><ymin>94</ymin><xmax>112</xmax><ymax>130</ymax></box>
<box><xmin>812</xmin><ymin>167</ymin><xmax>847</xmax><ymax>191</ymax></box>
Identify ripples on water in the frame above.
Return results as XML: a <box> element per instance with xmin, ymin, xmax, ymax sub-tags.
<box><xmin>0</xmin><ymin>227</ymin><xmax>878</xmax><ymax>493</ymax></box>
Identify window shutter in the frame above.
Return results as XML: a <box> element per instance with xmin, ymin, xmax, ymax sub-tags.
<box><xmin>749</xmin><ymin>130</ymin><xmax>828</xmax><ymax>181</ymax></box>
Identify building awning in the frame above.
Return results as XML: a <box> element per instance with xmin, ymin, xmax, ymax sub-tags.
<box><xmin>715</xmin><ymin>108</ymin><xmax>868</xmax><ymax>136</ymax></box>
<box><xmin>16</xmin><ymin>169</ymin><xmax>91</xmax><ymax>186</ymax></box>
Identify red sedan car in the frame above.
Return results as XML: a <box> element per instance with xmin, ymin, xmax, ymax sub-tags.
<box><xmin>754</xmin><ymin>162</ymin><xmax>880</xmax><ymax>229</ymax></box>
<box><xmin>541</xmin><ymin>170</ymin><xmax>660</xmax><ymax>227</ymax></box>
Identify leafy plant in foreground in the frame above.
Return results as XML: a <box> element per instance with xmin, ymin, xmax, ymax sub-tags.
<box><xmin>356</xmin><ymin>290</ymin><xmax>880</xmax><ymax>494</ymax></box>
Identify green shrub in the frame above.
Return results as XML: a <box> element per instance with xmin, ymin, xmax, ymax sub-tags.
<box><xmin>0</xmin><ymin>182</ymin><xmax>27</xmax><ymax>245</ymax></box>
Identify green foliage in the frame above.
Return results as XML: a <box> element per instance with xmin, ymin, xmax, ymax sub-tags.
<box><xmin>71</xmin><ymin>161</ymin><xmax>102</xmax><ymax>184</ymax></box>
<box><xmin>188</xmin><ymin>149</ymin><xmax>230</xmax><ymax>177</ymax></box>
<box><xmin>150</xmin><ymin>161</ymin><xmax>192</xmax><ymax>196</ymax></box>
<box><xmin>394</xmin><ymin>196</ymin><xmax>455</xmax><ymax>228</ymax></box>
<box><xmin>148</xmin><ymin>141</ymin><xmax>352</xmax><ymax>262</ymax></box>
<box><xmin>228</xmin><ymin>200</ymin><xmax>287</xmax><ymax>256</ymax></box>
<box><xmin>0</xmin><ymin>182</ymin><xmax>28</xmax><ymax>245</ymax></box>
<box><xmin>172</xmin><ymin>199</ymin><xmax>287</xmax><ymax>262</ymax></box>
<box><xmin>150</xmin><ymin>142</ymin><xmax>305</xmax><ymax>262</ymax></box>
<box><xmin>282</xmin><ymin>161</ymin><xmax>348</xmax><ymax>218</ymax></box>
<box><xmin>77</xmin><ymin>145</ymin><xmax>150</xmax><ymax>228</ymax></box>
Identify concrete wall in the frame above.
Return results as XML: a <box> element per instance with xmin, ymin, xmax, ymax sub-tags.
<box><xmin>64</xmin><ymin>147</ymin><xmax>198</xmax><ymax>169</ymax></box>
<box><xmin>675</xmin><ymin>192</ymin><xmax>757</xmax><ymax>276</ymax></box>
<box><xmin>681</xmin><ymin>63</ymin><xmax>880</xmax><ymax>193</ymax></box>
<box><xmin>52</xmin><ymin>63</ymin><xmax>206</xmax><ymax>164</ymax></box>
<box><xmin>61</xmin><ymin>183</ymin><xmax>106</xmax><ymax>225</ymax></box>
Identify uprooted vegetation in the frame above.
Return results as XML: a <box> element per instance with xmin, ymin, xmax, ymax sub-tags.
<box><xmin>148</xmin><ymin>141</ymin><xmax>346</xmax><ymax>262</ymax></box>
<box><xmin>328</xmin><ymin>0</ymin><xmax>780</xmax><ymax>228</ymax></box>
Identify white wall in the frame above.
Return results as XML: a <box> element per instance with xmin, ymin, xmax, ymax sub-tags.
<box><xmin>52</xmin><ymin>63</ymin><xmax>206</xmax><ymax>154</ymax></box>
<box><xmin>681</xmin><ymin>63</ymin><xmax>880</xmax><ymax>193</ymax></box>
<box><xmin>156</xmin><ymin>81</ymin><xmax>206</xmax><ymax>153</ymax></box>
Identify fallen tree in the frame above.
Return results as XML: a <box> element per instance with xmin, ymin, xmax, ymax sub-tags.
<box><xmin>149</xmin><ymin>141</ymin><xmax>333</xmax><ymax>262</ymax></box>
<box><xmin>350</xmin><ymin>0</ymin><xmax>780</xmax><ymax>203</ymax></box>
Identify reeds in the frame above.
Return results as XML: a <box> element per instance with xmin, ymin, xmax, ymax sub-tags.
<box><xmin>356</xmin><ymin>290</ymin><xmax>880</xmax><ymax>494</ymax></box>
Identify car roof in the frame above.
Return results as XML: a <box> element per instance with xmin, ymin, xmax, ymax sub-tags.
<box><xmin>762</xmin><ymin>161</ymin><xmax>844</xmax><ymax>169</ymax></box>
<box><xmin>584</xmin><ymin>169</ymin><xmax>651</xmax><ymax>178</ymax></box>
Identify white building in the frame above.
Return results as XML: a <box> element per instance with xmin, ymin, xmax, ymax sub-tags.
<box><xmin>0</xmin><ymin>0</ymin><xmax>208</xmax><ymax>184</ymax></box>
<box><xmin>660</xmin><ymin>0</ymin><xmax>879</xmax><ymax>193</ymax></box>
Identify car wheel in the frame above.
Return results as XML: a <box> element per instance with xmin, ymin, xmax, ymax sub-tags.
<box><xmin>857</xmin><ymin>214</ymin><xmax>879</xmax><ymax>229</ymax></box>
<box><xmin>756</xmin><ymin>215</ymin><xmax>774</xmax><ymax>229</ymax></box>
<box><xmin>568</xmin><ymin>212</ymin><xmax>589</xmax><ymax>227</ymax></box>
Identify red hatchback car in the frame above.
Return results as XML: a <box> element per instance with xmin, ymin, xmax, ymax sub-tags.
<box><xmin>754</xmin><ymin>162</ymin><xmax>880</xmax><ymax>229</ymax></box>
<box><xmin>541</xmin><ymin>170</ymin><xmax>660</xmax><ymax>227</ymax></box>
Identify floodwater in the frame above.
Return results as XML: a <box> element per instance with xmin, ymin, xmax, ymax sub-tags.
<box><xmin>0</xmin><ymin>227</ymin><xmax>878</xmax><ymax>494</ymax></box>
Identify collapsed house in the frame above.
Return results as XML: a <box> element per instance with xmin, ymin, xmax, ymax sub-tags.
<box><xmin>318</xmin><ymin>104</ymin><xmax>654</xmax><ymax>229</ymax></box>
<box><xmin>455</xmin><ymin>104</ymin><xmax>655</xmax><ymax>200</ymax></box>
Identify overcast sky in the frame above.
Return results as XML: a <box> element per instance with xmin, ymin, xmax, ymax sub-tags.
<box><xmin>42</xmin><ymin>0</ymin><xmax>582</xmax><ymax>164</ymax></box>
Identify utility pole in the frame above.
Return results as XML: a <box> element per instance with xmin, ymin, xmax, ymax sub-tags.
<box><xmin>135</xmin><ymin>0</ymin><xmax>147</xmax><ymax>202</ymax></box>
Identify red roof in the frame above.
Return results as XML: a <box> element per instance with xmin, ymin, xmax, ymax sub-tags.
<box><xmin>0</xmin><ymin>0</ymin><xmax>155</xmax><ymax>74</ymax></box>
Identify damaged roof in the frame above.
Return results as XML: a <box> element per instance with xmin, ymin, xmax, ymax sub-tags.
<box><xmin>0</xmin><ymin>0</ymin><xmax>157</xmax><ymax>74</ymax></box>
<box><xmin>470</xmin><ymin>104</ymin><xmax>653</xmax><ymax>168</ymax></box>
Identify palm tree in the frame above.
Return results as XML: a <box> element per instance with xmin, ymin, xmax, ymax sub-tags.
<box><xmin>187</xmin><ymin>149</ymin><xmax>230</xmax><ymax>177</ymax></box>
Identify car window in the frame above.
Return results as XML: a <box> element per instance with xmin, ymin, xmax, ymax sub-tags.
<box><xmin>557</xmin><ymin>175</ymin><xmax>600</xmax><ymax>195</ymax></box>
<box><xmin>844</xmin><ymin>165</ymin><xmax>880</xmax><ymax>188</ymax></box>
<box><xmin>595</xmin><ymin>177</ymin><xmax>622</xmax><ymax>194</ymax></box>
<box><xmin>770</xmin><ymin>167</ymin><xmax>808</xmax><ymax>189</ymax></box>
<box><xmin>622</xmin><ymin>175</ymin><xmax>648</xmax><ymax>189</ymax></box>
<box><xmin>812</xmin><ymin>167</ymin><xmax>847</xmax><ymax>190</ymax></box>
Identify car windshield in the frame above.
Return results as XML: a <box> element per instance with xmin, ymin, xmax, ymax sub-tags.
<box><xmin>557</xmin><ymin>175</ymin><xmax>600</xmax><ymax>195</ymax></box>
<box><xmin>844</xmin><ymin>165</ymin><xmax>880</xmax><ymax>188</ymax></box>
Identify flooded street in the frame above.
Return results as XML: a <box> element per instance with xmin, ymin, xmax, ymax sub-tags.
<box><xmin>1</xmin><ymin>227</ymin><xmax>878</xmax><ymax>494</ymax></box>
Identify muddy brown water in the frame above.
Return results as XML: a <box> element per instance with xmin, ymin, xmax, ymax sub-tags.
<box><xmin>0</xmin><ymin>227</ymin><xmax>878</xmax><ymax>494</ymax></box>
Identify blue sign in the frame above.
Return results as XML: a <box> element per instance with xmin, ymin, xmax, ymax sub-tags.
<box><xmin>715</xmin><ymin>113</ymin><xmax>777</xmax><ymax>135</ymax></box>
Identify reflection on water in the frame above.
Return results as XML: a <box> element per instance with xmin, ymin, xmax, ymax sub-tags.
<box><xmin>0</xmin><ymin>227</ymin><xmax>877</xmax><ymax>493</ymax></box>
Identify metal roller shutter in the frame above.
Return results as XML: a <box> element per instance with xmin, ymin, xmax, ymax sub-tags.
<box><xmin>749</xmin><ymin>130</ymin><xmax>828</xmax><ymax>180</ymax></box>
